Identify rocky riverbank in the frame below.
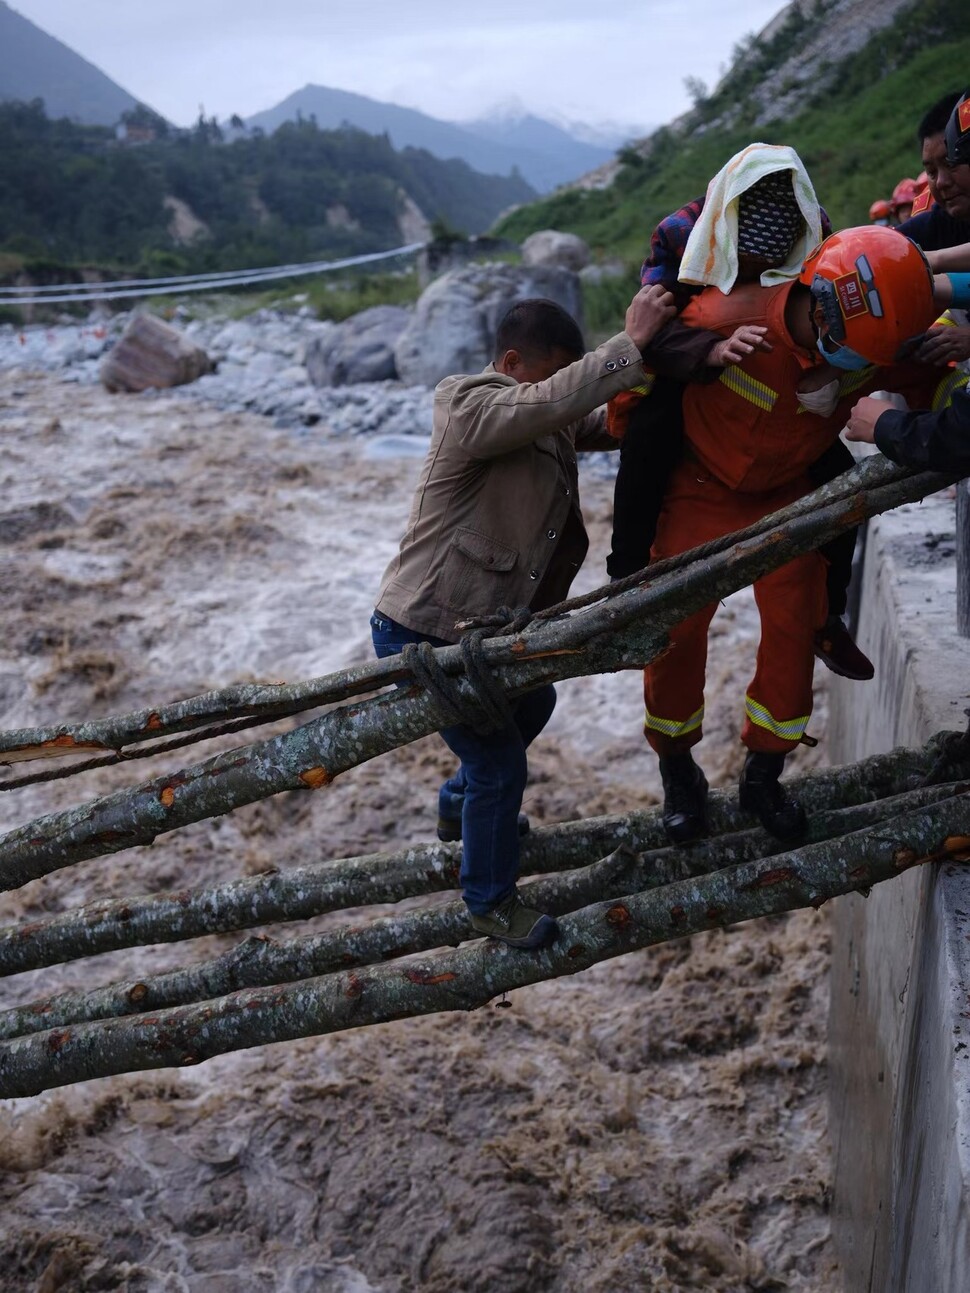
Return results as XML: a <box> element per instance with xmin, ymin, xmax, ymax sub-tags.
<box><xmin>0</xmin><ymin>307</ymin><xmax>435</xmax><ymax>438</ymax></box>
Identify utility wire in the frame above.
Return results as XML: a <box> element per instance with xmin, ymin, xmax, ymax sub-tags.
<box><xmin>0</xmin><ymin>242</ymin><xmax>425</xmax><ymax>307</ymax></box>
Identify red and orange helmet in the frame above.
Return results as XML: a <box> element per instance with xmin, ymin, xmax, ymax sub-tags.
<box><xmin>799</xmin><ymin>225</ymin><xmax>936</xmax><ymax>366</ymax></box>
<box><xmin>890</xmin><ymin>178</ymin><xmax>920</xmax><ymax>211</ymax></box>
<box><xmin>868</xmin><ymin>198</ymin><xmax>892</xmax><ymax>222</ymax></box>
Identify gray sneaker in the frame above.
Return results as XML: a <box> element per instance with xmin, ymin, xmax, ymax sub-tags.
<box><xmin>470</xmin><ymin>890</ymin><xmax>558</xmax><ymax>950</ymax></box>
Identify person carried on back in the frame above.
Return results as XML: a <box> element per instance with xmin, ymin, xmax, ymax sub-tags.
<box><xmin>643</xmin><ymin>217</ymin><xmax>963</xmax><ymax>847</ymax></box>
<box><xmin>607</xmin><ymin>143</ymin><xmax>875</xmax><ymax>683</ymax></box>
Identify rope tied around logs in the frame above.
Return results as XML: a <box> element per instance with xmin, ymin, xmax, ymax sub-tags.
<box><xmin>402</xmin><ymin>606</ymin><xmax>534</xmax><ymax>734</ymax></box>
<box><xmin>920</xmin><ymin>709</ymin><xmax>970</xmax><ymax>788</ymax></box>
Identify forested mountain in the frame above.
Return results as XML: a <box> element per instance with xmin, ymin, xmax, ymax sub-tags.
<box><xmin>0</xmin><ymin>2</ymin><xmax>620</xmax><ymax>195</ymax></box>
<box><xmin>0</xmin><ymin>103</ymin><xmax>535</xmax><ymax>274</ymax></box>
<box><xmin>246</xmin><ymin>85</ymin><xmax>614</xmax><ymax>193</ymax></box>
<box><xmin>496</xmin><ymin>0</ymin><xmax>968</xmax><ymax>262</ymax></box>
<box><xmin>0</xmin><ymin>1</ymin><xmax>146</xmax><ymax>126</ymax></box>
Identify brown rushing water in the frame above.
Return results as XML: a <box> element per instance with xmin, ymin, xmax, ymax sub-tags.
<box><xmin>0</xmin><ymin>369</ymin><xmax>838</xmax><ymax>1291</ymax></box>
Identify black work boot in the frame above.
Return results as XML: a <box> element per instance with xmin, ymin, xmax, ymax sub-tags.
<box><xmin>659</xmin><ymin>753</ymin><xmax>709</xmax><ymax>845</ymax></box>
<box><xmin>739</xmin><ymin>751</ymin><xmax>807</xmax><ymax>841</ymax></box>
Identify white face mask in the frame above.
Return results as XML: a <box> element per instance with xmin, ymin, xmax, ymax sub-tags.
<box><xmin>797</xmin><ymin>377</ymin><xmax>840</xmax><ymax>417</ymax></box>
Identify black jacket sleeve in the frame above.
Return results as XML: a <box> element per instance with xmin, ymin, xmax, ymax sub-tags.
<box><xmin>640</xmin><ymin>318</ymin><xmax>725</xmax><ymax>384</ymax></box>
<box><xmin>874</xmin><ymin>387</ymin><xmax>970</xmax><ymax>475</ymax></box>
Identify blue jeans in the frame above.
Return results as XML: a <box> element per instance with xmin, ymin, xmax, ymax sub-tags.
<box><xmin>370</xmin><ymin>611</ymin><xmax>556</xmax><ymax>914</ymax></box>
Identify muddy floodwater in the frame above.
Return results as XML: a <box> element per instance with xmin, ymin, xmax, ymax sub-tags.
<box><xmin>0</xmin><ymin>367</ymin><xmax>838</xmax><ymax>1291</ymax></box>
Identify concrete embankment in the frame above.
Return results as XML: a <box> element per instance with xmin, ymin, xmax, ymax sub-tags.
<box><xmin>827</xmin><ymin>488</ymin><xmax>970</xmax><ymax>1292</ymax></box>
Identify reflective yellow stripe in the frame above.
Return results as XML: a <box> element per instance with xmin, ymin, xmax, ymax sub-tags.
<box><xmin>837</xmin><ymin>367</ymin><xmax>877</xmax><ymax>400</ymax></box>
<box><xmin>744</xmin><ymin>695</ymin><xmax>809</xmax><ymax>741</ymax></box>
<box><xmin>932</xmin><ymin>368</ymin><xmax>970</xmax><ymax>412</ymax></box>
<box><xmin>718</xmin><ymin>366</ymin><xmax>778</xmax><ymax>411</ymax></box>
<box><xmin>935</xmin><ymin>312</ymin><xmax>958</xmax><ymax>328</ymax></box>
<box><xmin>644</xmin><ymin>704</ymin><xmax>704</xmax><ymax>738</ymax></box>
<box><xmin>630</xmin><ymin>376</ymin><xmax>655</xmax><ymax>396</ymax></box>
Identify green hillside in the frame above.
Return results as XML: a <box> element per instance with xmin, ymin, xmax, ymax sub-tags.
<box><xmin>0</xmin><ymin>103</ymin><xmax>535</xmax><ymax>276</ymax></box>
<box><xmin>495</xmin><ymin>0</ymin><xmax>969</xmax><ymax>266</ymax></box>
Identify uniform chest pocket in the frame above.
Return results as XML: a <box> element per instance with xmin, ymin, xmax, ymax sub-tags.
<box><xmin>438</xmin><ymin>527</ymin><xmax>519</xmax><ymax>613</ymax></box>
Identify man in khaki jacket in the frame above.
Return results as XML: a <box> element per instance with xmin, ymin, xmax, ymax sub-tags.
<box><xmin>372</xmin><ymin>290</ymin><xmax>762</xmax><ymax>948</ymax></box>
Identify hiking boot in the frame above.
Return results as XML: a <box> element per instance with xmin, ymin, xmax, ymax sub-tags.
<box><xmin>659</xmin><ymin>753</ymin><xmax>709</xmax><ymax>845</ymax></box>
<box><xmin>739</xmin><ymin>751</ymin><xmax>807</xmax><ymax>841</ymax></box>
<box><xmin>437</xmin><ymin>811</ymin><xmax>530</xmax><ymax>844</ymax></box>
<box><xmin>469</xmin><ymin>889</ymin><xmax>558</xmax><ymax>950</ymax></box>
<box><xmin>813</xmin><ymin>616</ymin><xmax>874</xmax><ymax>681</ymax></box>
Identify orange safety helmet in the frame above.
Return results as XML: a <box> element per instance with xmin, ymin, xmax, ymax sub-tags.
<box><xmin>891</xmin><ymin>177</ymin><xmax>920</xmax><ymax>210</ymax></box>
<box><xmin>799</xmin><ymin>225</ymin><xmax>936</xmax><ymax>366</ymax></box>
<box><xmin>915</xmin><ymin>170</ymin><xmax>929</xmax><ymax>190</ymax></box>
<box><xmin>868</xmin><ymin>198</ymin><xmax>892</xmax><ymax>222</ymax></box>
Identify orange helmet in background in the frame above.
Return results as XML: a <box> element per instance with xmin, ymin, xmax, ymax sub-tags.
<box><xmin>799</xmin><ymin>225</ymin><xmax>936</xmax><ymax>366</ymax></box>
<box><xmin>915</xmin><ymin>171</ymin><xmax>929</xmax><ymax>190</ymax></box>
<box><xmin>868</xmin><ymin>198</ymin><xmax>892</xmax><ymax>223</ymax></box>
<box><xmin>891</xmin><ymin>178</ymin><xmax>920</xmax><ymax>211</ymax></box>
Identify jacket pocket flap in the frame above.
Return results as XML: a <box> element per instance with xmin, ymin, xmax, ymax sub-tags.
<box><xmin>452</xmin><ymin>528</ymin><xmax>518</xmax><ymax>571</ymax></box>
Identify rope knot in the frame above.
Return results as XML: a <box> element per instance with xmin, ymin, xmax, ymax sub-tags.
<box><xmin>402</xmin><ymin>606</ymin><xmax>534</xmax><ymax>735</ymax></box>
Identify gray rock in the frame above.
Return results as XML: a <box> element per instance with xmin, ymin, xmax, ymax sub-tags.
<box><xmin>394</xmin><ymin>262</ymin><xmax>584</xmax><ymax>388</ymax></box>
<box><xmin>521</xmin><ymin>230</ymin><xmax>591</xmax><ymax>273</ymax></box>
<box><xmin>100</xmin><ymin>313</ymin><xmax>213</xmax><ymax>393</ymax></box>
<box><xmin>305</xmin><ymin>305</ymin><xmax>411</xmax><ymax>387</ymax></box>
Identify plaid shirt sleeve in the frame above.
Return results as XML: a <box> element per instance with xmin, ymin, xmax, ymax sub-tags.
<box><xmin>640</xmin><ymin>198</ymin><xmax>705</xmax><ymax>289</ymax></box>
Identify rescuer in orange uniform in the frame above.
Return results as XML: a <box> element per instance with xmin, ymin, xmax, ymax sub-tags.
<box><xmin>645</xmin><ymin>223</ymin><xmax>964</xmax><ymax>843</ymax></box>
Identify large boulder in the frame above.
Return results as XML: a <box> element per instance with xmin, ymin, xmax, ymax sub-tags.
<box><xmin>394</xmin><ymin>263</ymin><xmax>584</xmax><ymax>389</ymax></box>
<box><xmin>100</xmin><ymin>313</ymin><xmax>212</xmax><ymax>393</ymax></box>
<box><xmin>521</xmin><ymin>230</ymin><xmax>591</xmax><ymax>273</ymax></box>
<box><xmin>304</xmin><ymin>305</ymin><xmax>410</xmax><ymax>387</ymax></box>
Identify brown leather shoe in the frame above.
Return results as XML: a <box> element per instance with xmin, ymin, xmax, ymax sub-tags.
<box><xmin>813</xmin><ymin>616</ymin><xmax>874</xmax><ymax>681</ymax></box>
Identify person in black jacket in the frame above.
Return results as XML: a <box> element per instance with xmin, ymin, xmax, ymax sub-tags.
<box><xmin>846</xmin><ymin>387</ymin><xmax>970</xmax><ymax>475</ymax></box>
<box><xmin>846</xmin><ymin>92</ymin><xmax>970</xmax><ymax>476</ymax></box>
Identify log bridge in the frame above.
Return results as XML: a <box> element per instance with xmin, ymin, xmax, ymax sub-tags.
<box><xmin>0</xmin><ymin>455</ymin><xmax>967</xmax><ymax>1101</ymax></box>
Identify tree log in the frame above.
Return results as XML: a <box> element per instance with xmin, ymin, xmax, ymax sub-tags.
<box><xmin>0</xmin><ymin>782</ymin><xmax>961</xmax><ymax>1042</ymax></box>
<box><xmin>0</xmin><ymin>464</ymin><xmax>957</xmax><ymax>891</ymax></box>
<box><xmin>1</xmin><ymin>735</ymin><xmax>963</xmax><ymax>977</ymax></box>
<box><xmin>1</xmin><ymin>791</ymin><xmax>967</xmax><ymax>1098</ymax></box>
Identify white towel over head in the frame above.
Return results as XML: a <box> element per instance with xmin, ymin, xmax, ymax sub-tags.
<box><xmin>678</xmin><ymin>142</ymin><xmax>823</xmax><ymax>295</ymax></box>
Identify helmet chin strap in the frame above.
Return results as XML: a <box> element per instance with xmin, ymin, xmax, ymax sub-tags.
<box><xmin>809</xmin><ymin>292</ymin><xmax>873</xmax><ymax>370</ymax></box>
<box><xmin>815</xmin><ymin>335</ymin><xmax>873</xmax><ymax>371</ymax></box>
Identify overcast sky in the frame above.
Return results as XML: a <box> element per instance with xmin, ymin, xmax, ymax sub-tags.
<box><xmin>10</xmin><ymin>0</ymin><xmax>785</xmax><ymax>131</ymax></box>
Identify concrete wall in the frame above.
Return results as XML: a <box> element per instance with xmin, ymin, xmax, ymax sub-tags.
<box><xmin>827</xmin><ymin>491</ymin><xmax>970</xmax><ymax>1292</ymax></box>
